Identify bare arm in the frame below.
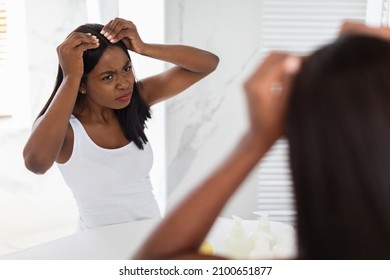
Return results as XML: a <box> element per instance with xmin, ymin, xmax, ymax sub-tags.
<box><xmin>134</xmin><ymin>132</ymin><xmax>271</xmax><ymax>260</ymax></box>
<box><xmin>23</xmin><ymin>33</ymin><xmax>99</xmax><ymax>174</ymax></box>
<box><xmin>138</xmin><ymin>43</ymin><xmax>218</xmax><ymax>106</ymax></box>
<box><xmin>339</xmin><ymin>20</ymin><xmax>390</xmax><ymax>40</ymax></box>
<box><xmin>133</xmin><ymin>53</ymin><xmax>302</xmax><ymax>260</ymax></box>
<box><xmin>101</xmin><ymin>18</ymin><xmax>219</xmax><ymax>106</ymax></box>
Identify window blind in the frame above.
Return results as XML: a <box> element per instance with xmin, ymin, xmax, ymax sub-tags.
<box><xmin>0</xmin><ymin>1</ymin><xmax>9</xmax><ymax>117</ymax></box>
<box><xmin>382</xmin><ymin>0</ymin><xmax>390</xmax><ymax>25</ymax></box>
<box><xmin>0</xmin><ymin>2</ymin><xmax>7</xmax><ymax>68</ymax></box>
<box><xmin>257</xmin><ymin>0</ymin><xmax>367</xmax><ymax>225</ymax></box>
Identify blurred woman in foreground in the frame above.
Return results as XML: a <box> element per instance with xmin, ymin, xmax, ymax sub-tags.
<box><xmin>134</xmin><ymin>21</ymin><xmax>390</xmax><ymax>260</ymax></box>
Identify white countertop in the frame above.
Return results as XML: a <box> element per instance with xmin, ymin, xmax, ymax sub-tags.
<box><xmin>0</xmin><ymin>217</ymin><xmax>296</xmax><ymax>260</ymax></box>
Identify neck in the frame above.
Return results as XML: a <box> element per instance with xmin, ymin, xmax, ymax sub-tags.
<box><xmin>73</xmin><ymin>99</ymin><xmax>116</xmax><ymax>125</ymax></box>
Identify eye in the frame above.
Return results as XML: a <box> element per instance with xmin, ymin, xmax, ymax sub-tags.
<box><xmin>103</xmin><ymin>74</ymin><xmax>113</xmax><ymax>81</ymax></box>
<box><xmin>124</xmin><ymin>66</ymin><xmax>132</xmax><ymax>72</ymax></box>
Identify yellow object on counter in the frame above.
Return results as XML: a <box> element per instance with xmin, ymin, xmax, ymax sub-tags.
<box><xmin>199</xmin><ymin>241</ymin><xmax>213</xmax><ymax>255</ymax></box>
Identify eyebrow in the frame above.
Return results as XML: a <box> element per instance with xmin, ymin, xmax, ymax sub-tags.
<box><xmin>98</xmin><ymin>60</ymin><xmax>132</xmax><ymax>77</ymax></box>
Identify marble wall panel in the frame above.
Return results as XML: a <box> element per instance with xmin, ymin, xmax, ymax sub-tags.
<box><xmin>165</xmin><ymin>0</ymin><xmax>263</xmax><ymax>217</ymax></box>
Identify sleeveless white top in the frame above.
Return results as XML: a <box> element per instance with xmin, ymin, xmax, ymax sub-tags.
<box><xmin>57</xmin><ymin>115</ymin><xmax>160</xmax><ymax>231</ymax></box>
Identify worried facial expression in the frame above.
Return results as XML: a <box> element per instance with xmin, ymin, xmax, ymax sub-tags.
<box><xmin>81</xmin><ymin>46</ymin><xmax>135</xmax><ymax>110</ymax></box>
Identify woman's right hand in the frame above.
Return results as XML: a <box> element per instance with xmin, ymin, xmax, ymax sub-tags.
<box><xmin>56</xmin><ymin>32</ymin><xmax>100</xmax><ymax>78</ymax></box>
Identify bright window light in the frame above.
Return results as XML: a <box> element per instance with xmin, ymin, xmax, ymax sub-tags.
<box><xmin>0</xmin><ymin>0</ymin><xmax>30</xmax><ymax>127</ymax></box>
<box><xmin>86</xmin><ymin>0</ymin><xmax>101</xmax><ymax>23</ymax></box>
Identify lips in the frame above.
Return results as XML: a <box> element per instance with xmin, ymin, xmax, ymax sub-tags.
<box><xmin>116</xmin><ymin>92</ymin><xmax>132</xmax><ymax>102</ymax></box>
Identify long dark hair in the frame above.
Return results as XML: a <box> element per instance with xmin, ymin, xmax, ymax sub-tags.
<box><xmin>37</xmin><ymin>24</ymin><xmax>151</xmax><ymax>149</ymax></box>
<box><xmin>286</xmin><ymin>35</ymin><xmax>390</xmax><ymax>259</ymax></box>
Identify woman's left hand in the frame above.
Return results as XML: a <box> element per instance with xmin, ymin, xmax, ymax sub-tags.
<box><xmin>244</xmin><ymin>53</ymin><xmax>301</xmax><ymax>146</ymax></box>
<box><xmin>101</xmin><ymin>17</ymin><xmax>145</xmax><ymax>53</ymax></box>
<box><xmin>339</xmin><ymin>20</ymin><xmax>390</xmax><ymax>41</ymax></box>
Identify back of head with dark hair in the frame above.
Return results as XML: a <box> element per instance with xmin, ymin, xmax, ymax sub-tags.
<box><xmin>37</xmin><ymin>24</ymin><xmax>150</xmax><ymax>149</ymax></box>
<box><xmin>286</xmin><ymin>35</ymin><xmax>390</xmax><ymax>259</ymax></box>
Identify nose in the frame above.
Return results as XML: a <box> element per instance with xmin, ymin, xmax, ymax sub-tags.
<box><xmin>116</xmin><ymin>74</ymin><xmax>131</xmax><ymax>90</ymax></box>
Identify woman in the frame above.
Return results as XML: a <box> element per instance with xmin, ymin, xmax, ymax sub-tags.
<box><xmin>23</xmin><ymin>18</ymin><xmax>219</xmax><ymax>231</ymax></box>
<box><xmin>134</xmin><ymin>21</ymin><xmax>390</xmax><ymax>259</ymax></box>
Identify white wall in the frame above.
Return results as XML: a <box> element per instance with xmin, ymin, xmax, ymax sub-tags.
<box><xmin>165</xmin><ymin>0</ymin><xmax>263</xmax><ymax>218</ymax></box>
<box><xmin>26</xmin><ymin>0</ymin><xmax>90</xmax><ymax>120</ymax></box>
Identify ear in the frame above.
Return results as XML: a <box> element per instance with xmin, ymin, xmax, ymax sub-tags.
<box><xmin>79</xmin><ymin>84</ymin><xmax>87</xmax><ymax>95</ymax></box>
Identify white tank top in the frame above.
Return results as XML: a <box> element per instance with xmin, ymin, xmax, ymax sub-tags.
<box><xmin>57</xmin><ymin>115</ymin><xmax>161</xmax><ymax>231</ymax></box>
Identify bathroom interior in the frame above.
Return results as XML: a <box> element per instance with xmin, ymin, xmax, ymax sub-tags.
<box><xmin>0</xmin><ymin>0</ymin><xmax>384</xmax><ymax>259</ymax></box>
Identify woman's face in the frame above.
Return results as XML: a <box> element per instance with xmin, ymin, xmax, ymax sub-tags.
<box><xmin>82</xmin><ymin>46</ymin><xmax>135</xmax><ymax>110</ymax></box>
